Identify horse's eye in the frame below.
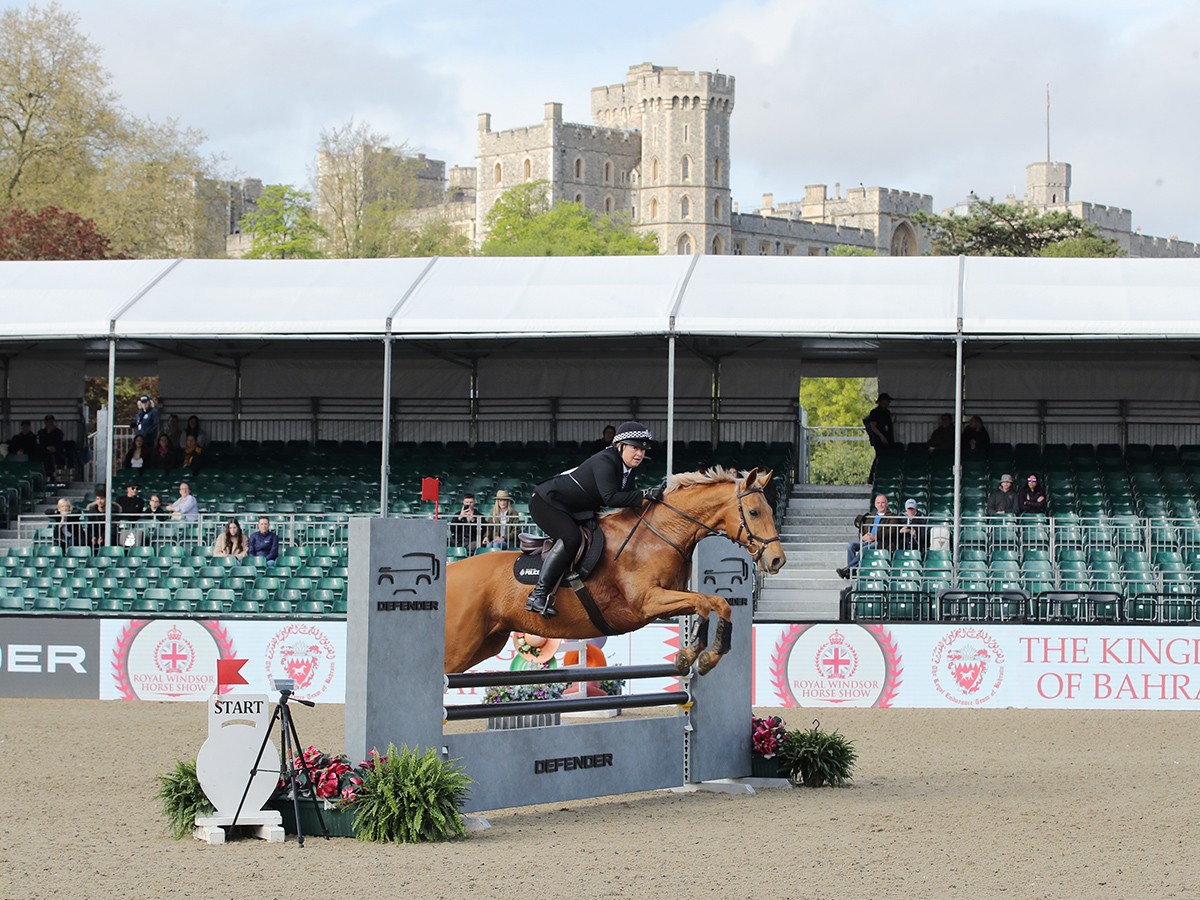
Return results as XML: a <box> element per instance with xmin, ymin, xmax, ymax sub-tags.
<box><xmin>748</xmin><ymin>508</ymin><xmax>759</xmax><ymax>518</ymax></box>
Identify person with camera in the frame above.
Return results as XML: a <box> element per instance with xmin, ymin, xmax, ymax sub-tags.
<box><xmin>450</xmin><ymin>493</ymin><xmax>484</xmax><ymax>553</ymax></box>
<box><xmin>525</xmin><ymin>420</ymin><xmax>663</xmax><ymax>618</ymax></box>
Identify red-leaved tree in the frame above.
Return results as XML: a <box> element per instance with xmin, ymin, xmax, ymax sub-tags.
<box><xmin>0</xmin><ymin>206</ymin><xmax>122</xmax><ymax>260</ymax></box>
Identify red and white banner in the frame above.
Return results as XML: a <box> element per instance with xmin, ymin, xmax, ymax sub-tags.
<box><xmin>95</xmin><ymin>617</ymin><xmax>1200</xmax><ymax>710</ymax></box>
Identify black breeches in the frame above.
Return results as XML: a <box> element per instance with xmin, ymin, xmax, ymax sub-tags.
<box><xmin>529</xmin><ymin>494</ymin><xmax>584</xmax><ymax>558</ymax></box>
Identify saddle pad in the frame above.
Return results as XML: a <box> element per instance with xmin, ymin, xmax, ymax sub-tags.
<box><xmin>511</xmin><ymin>526</ymin><xmax>607</xmax><ymax>586</ymax></box>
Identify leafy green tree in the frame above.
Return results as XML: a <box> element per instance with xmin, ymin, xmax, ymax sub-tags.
<box><xmin>239</xmin><ymin>184</ymin><xmax>324</xmax><ymax>259</ymax></box>
<box><xmin>0</xmin><ymin>2</ymin><xmax>121</xmax><ymax>206</ymax></box>
<box><xmin>393</xmin><ymin>218</ymin><xmax>472</xmax><ymax>257</ymax></box>
<box><xmin>912</xmin><ymin>197</ymin><xmax>1123</xmax><ymax>257</ymax></box>
<box><xmin>1036</xmin><ymin>232</ymin><xmax>1124</xmax><ymax>258</ymax></box>
<box><xmin>830</xmin><ymin>244</ymin><xmax>876</xmax><ymax>257</ymax></box>
<box><xmin>800</xmin><ymin>377</ymin><xmax>877</xmax><ymax>485</ymax></box>
<box><xmin>481</xmin><ymin>181</ymin><xmax>658</xmax><ymax>256</ymax></box>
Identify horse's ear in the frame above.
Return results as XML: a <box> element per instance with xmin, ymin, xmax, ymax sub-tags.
<box><xmin>757</xmin><ymin>469</ymin><xmax>774</xmax><ymax>488</ymax></box>
<box><xmin>740</xmin><ymin>467</ymin><xmax>760</xmax><ymax>491</ymax></box>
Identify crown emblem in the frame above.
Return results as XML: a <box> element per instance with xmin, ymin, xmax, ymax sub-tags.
<box><xmin>828</xmin><ymin>629</ymin><xmax>845</xmax><ymax>645</ymax></box>
<box><xmin>167</xmin><ymin>624</ymin><xmax>184</xmax><ymax>640</ymax></box>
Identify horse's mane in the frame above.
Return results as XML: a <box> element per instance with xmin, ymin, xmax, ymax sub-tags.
<box><xmin>665</xmin><ymin>466</ymin><xmax>742</xmax><ymax>493</ymax></box>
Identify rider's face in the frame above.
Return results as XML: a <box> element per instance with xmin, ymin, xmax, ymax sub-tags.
<box><xmin>620</xmin><ymin>444</ymin><xmax>646</xmax><ymax>468</ymax></box>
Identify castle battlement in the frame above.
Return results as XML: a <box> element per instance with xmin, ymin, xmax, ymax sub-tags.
<box><xmin>562</xmin><ymin>122</ymin><xmax>638</xmax><ymax>144</ymax></box>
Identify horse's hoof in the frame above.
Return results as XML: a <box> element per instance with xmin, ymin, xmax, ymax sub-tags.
<box><xmin>696</xmin><ymin>650</ymin><xmax>720</xmax><ymax>676</ymax></box>
<box><xmin>674</xmin><ymin>649</ymin><xmax>697</xmax><ymax>674</ymax></box>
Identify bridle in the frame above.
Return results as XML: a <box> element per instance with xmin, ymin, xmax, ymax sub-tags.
<box><xmin>614</xmin><ymin>482</ymin><xmax>782</xmax><ymax>564</ymax></box>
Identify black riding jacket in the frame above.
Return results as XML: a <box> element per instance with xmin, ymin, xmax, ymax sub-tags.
<box><xmin>534</xmin><ymin>446</ymin><xmax>646</xmax><ymax>520</ymax></box>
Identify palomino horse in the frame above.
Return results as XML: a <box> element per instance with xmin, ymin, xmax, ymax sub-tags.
<box><xmin>444</xmin><ymin>466</ymin><xmax>786</xmax><ymax>675</ymax></box>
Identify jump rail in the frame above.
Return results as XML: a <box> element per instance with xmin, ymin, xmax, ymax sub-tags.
<box><xmin>444</xmin><ymin>691</ymin><xmax>692</xmax><ymax>721</ymax></box>
<box><xmin>445</xmin><ymin>663</ymin><xmax>681</xmax><ymax>690</ymax></box>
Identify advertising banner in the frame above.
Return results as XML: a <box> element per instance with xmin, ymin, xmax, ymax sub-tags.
<box><xmin>0</xmin><ymin>616</ymin><xmax>101</xmax><ymax>699</ymax></box>
<box><xmin>754</xmin><ymin>623</ymin><xmax>1200</xmax><ymax>710</ymax></box>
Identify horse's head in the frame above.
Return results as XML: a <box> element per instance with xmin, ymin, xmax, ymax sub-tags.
<box><xmin>731</xmin><ymin>467</ymin><xmax>787</xmax><ymax>574</ymax></box>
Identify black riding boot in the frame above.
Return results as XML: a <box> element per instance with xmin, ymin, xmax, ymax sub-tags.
<box><xmin>525</xmin><ymin>539</ymin><xmax>571</xmax><ymax>618</ymax></box>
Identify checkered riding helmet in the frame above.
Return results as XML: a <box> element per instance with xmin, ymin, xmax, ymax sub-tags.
<box><xmin>612</xmin><ymin>421</ymin><xmax>653</xmax><ymax>450</ymax></box>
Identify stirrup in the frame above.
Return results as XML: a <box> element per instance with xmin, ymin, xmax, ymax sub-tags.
<box><xmin>525</xmin><ymin>589</ymin><xmax>558</xmax><ymax>618</ymax></box>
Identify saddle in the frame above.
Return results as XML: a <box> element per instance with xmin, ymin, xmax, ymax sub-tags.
<box><xmin>512</xmin><ymin>519</ymin><xmax>606</xmax><ymax>586</ymax></box>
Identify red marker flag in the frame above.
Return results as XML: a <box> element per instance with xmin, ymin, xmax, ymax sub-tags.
<box><xmin>216</xmin><ymin>658</ymin><xmax>248</xmax><ymax>687</ymax></box>
<box><xmin>421</xmin><ymin>476</ymin><xmax>440</xmax><ymax>518</ymax></box>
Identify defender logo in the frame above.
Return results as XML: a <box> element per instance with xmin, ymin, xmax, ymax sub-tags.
<box><xmin>534</xmin><ymin>753</ymin><xmax>614</xmax><ymax>774</ymax></box>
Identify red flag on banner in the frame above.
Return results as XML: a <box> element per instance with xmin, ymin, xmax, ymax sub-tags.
<box><xmin>216</xmin><ymin>658</ymin><xmax>248</xmax><ymax>687</ymax></box>
<box><xmin>421</xmin><ymin>476</ymin><xmax>440</xmax><ymax>518</ymax></box>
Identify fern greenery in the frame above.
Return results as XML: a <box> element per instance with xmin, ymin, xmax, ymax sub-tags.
<box><xmin>352</xmin><ymin>744</ymin><xmax>471</xmax><ymax>843</ymax></box>
<box><xmin>156</xmin><ymin>759</ymin><xmax>214</xmax><ymax>839</ymax></box>
<box><xmin>776</xmin><ymin>722</ymin><xmax>857</xmax><ymax>788</ymax></box>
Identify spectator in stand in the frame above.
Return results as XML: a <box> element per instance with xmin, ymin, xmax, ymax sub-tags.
<box><xmin>123</xmin><ymin>434</ymin><xmax>148</xmax><ymax>469</ymax></box>
<box><xmin>897</xmin><ymin>498</ymin><xmax>927</xmax><ymax>552</ymax></box>
<box><xmin>181</xmin><ymin>434</ymin><xmax>204</xmax><ymax>474</ymax></box>
<box><xmin>131</xmin><ymin>396</ymin><xmax>159</xmax><ymax>448</ymax></box>
<box><xmin>247</xmin><ymin>515</ymin><xmax>279</xmax><ymax>565</ymax></box>
<box><xmin>83</xmin><ymin>492</ymin><xmax>113</xmax><ymax>550</ymax></box>
<box><xmin>115</xmin><ymin>483</ymin><xmax>144</xmax><ymax>519</ymax></box>
<box><xmin>150</xmin><ymin>433</ymin><xmax>181</xmax><ymax>469</ymax></box>
<box><xmin>962</xmin><ymin>415</ymin><xmax>990</xmax><ymax>453</ymax></box>
<box><xmin>986</xmin><ymin>474</ymin><xmax>1020</xmax><ymax>516</ymax></box>
<box><xmin>166</xmin><ymin>481</ymin><xmax>199</xmax><ymax>522</ymax></box>
<box><xmin>212</xmin><ymin>518</ymin><xmax>248</xmax><ymax>560</ymax></box>
<box><xmin>84</xmin><ymin>484</ymin><xmax>107</xmax><ymax>514</ymax></box>
<box><xmin>1018</xmin><ymin>473</ymin><xmax>1048</xmax><ymax>515</ymax></box>
<box><xmin>485</xmin><ymin>489</ymin><xmax>523</xmax><ymax>550</ymax></box>
<box><xmin>184</xmin><ymin>415</ymin><xmax>208</xmax><ymax>448</ymax></box>
<box><xmin>927</xmin><ymin>414</ymin><xmax>955</xmax><ymax>454</ymax></box>
<box><xmin>53</xmin><ymin>497</ymin><xmax>83</xmax><ymax>551</ymax></box>
<box><xmin>37</xmin><ymin>414</ymin><xmax>66</xmax><ymax>480</ymax></box>
<box><xmin>837</xmin><ymin>494</ymin><xmax>899</xmax><ymax>579</ymax></box>
<box><xmin>589</xmin><ymin>424</ymin><xmax>617</xmax><ymax>453</ymax></box>
<box><xmin>144</xmin><ymin>493</ymin><xmax>165</xmax><ymax>518</ymax></box>
<box><xmin>450</xmin><ymin>492</ymin><xmax>484</xmax><ymax>552</ymax></box>
<box><xmin>8</xmin><ymin>420</ymin><xmax>37</xmax><ymax>459</ymax></box>
<box><xmin>863</xmin><ymin>393</ymin><xmax>894</xmax><ymax>481</ymax></box>
<box><xmin>162</xmin><ymin>414</ymin><xmax>181</xmax><ymax>449</ymax></box>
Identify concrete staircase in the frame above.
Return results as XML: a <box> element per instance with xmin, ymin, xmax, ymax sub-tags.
<box><xmin>756</xmin><ymin>483</ymin><xmax>871</xmax><ymax>621</ymax></box>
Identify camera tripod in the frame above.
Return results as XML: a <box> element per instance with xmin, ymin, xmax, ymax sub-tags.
<box><xmin>232</xmin><ymin>688</ymin><xmax>329</xmax><ymax>847</ymax></box>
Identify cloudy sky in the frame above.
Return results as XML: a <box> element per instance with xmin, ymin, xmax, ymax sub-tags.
<box><xmin>49</xmin><ymin>0</ymin><xmax>1200</xmax><ymax>240</ymax></box>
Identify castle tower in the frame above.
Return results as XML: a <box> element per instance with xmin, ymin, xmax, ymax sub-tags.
<box><xmin>593</xmin><ymin>63</ymin><xmax>734</xmax><ymax>255</ymax></box>
<box><xmin>1026</xmin><ymin>161</ymin><xmax>1071</xmax><ymax>208</ymax></box>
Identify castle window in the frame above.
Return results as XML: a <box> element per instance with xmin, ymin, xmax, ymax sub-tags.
<box><xmin>758</xmin><ymin>242</ymin><xmax>770</xmax><ymax>256</ymax></box>
<box><xmin>494</xmin><ymin>163</ymin><xmax>502</xmax><ymax>186</ymax></box>
<box><xmin>681</xmin><ymin>196</ymin><xmax>691</xmax><ymax>219</ymax></box>
<box><xmin>574</xmin><ymin>193</ymin><xmax>583</xmax><ymax>205</ymax></box>
<box><xmin>733</xmin><ymin>241</ymin><xmax>745</xmax><ymax>256</ymax></box>
<box><xmin>713</xmin><ymin>197</ymin><xmax>722</xmax><ymax>218</ymax></box>
<box><xmin>574</xmin><ymin>157</ymin><xmax>583</xmax><ymax>181</ymax></box>
<box><xmin>651</xmin><ymin>158</ymin><xmax>659</xmax><ymax>183</ymax></box>
<box><xmin>604</xmin><ymin>161</ymin><xmax>612</xmax><ymax>184</ymax></box>
<box><xmin>714</xmin><ymin>157</ymin><xmax>722</xmax><ymax>182</ymax></box>
<box><xmin>605</xmin><ymin>196</ymin><xmax>613</xmax><ymax>213</ymax></box>
<box><xmin>677</xmin><ymin>234</ymin><xmax>694</xmax><ymax>255</ymax></box>
<box><xmin>683</xmin><ymin>124</ymin><xmax>689</xmax><ymax>142</ymax></box>
<box><xmin>711</xmin><ymin>235</ymin><xmax>724</xmax><ymax>255</ymax></box>
<box><xmin>681</xmin><ymin>156</ymin><xmax>690</xmax><ymax>181</ymax></box>
<box><xmin>650</xmin><ymin>197</ymin><xmax>659</xmax><ymax>220</ymax></box>
<box><xmin>523</xmin><ymin>158</ymin><xmax>532</xmax><ymax>180</ymax></box>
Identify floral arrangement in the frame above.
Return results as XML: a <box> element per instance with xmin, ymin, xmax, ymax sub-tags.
<box><xmin>483</xmin><ymin>682</ymin><xmax>567</xmax><ymax>704</ymax></box>
<box><xmin>751</xmin><ymin>715</ymin><xmax>788</xmax><ymax>758</ymax></box>
<box><xmin>514</xmin><ymin>634</ymin><xmax>554</xmax><ymax>661</ymax></box>
<box><xmin>276</xmin><ymin>746</ymin><xmax>373</xmax><ymax>807</ymax></box>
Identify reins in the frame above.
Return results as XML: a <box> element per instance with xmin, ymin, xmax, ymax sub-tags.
<box><xmin>612</xmin><ymin>482</ymin><xmax>780</xmax><ymax>563</ymax></box>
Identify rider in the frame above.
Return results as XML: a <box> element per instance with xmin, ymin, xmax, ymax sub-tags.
<box><xmin>525</xmin><ymin>420</ymin><xmax>664</xmax><ymax>618</ymax></box>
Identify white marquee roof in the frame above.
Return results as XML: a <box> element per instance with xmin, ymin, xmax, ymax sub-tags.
<box><xmin>1</xmin><ymin>255</ymin><xmax>1198</xmax><ymax>342</ymax></box>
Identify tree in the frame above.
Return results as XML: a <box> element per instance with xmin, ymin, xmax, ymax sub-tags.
<box><xmin>912</xmin><ymin>198</ymin><xmax>1123</xmax><ymax>257</ymax></box>
<box><xmin>481</xmin><ymin>181</ymin><xmax>659</xmax><ymax>256</ymax></box>
<box><xmin>799</xmin><ymin>377</ymin><xmax>877</xmax><ymax>485</ymax></box>
<box><xmin>830</xmin><ymin>244</ymin><xmax>876</xmax><ymax>257</ymax></box>
<box><xmin>314</xmin><ymin>119</ymin><xmax>428</xmax><ymax>258</ymax></box>
<box><xmin>239</xmin><ymin>184</ymin><xmax>324</xmax><ymax>259</ymax></box>
<box><xmin>393</xmin><ymin>218</ymin><xmax>472</xmax><ymax>257</ymax></box>
<box><xmin>0</xmin><ymin>2</ymin><xmax>122</xmax><ymax>206</ymax></box>
<box><xmin>0</xmin><ymin>205</ymin><xmax>118</xmax><ymax>259</ymax></box>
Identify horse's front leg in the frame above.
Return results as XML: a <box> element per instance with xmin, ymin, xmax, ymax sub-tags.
<box><xmin>641</xmin><ymin>587</ymin><xmax>733</xmax><ymax>676</ymax></box>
